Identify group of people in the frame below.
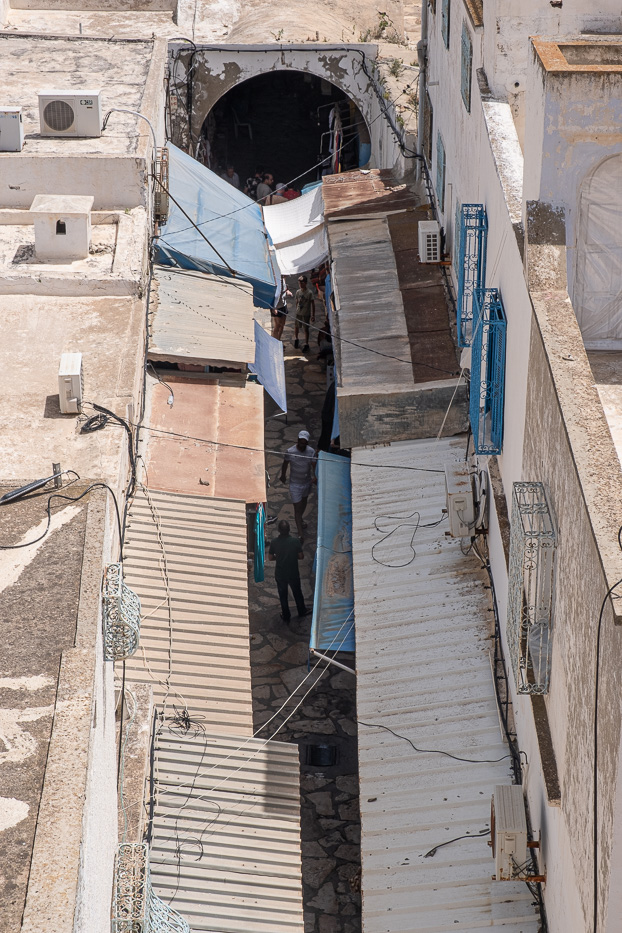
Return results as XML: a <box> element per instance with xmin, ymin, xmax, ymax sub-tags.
<box><xmin>221</xmin><ymin>164</ymin><xmax>301</xmax><ymax>204</ymax></box>
<box><xmin>271</xmin><ymin>268</ymin><xmax>332</xmax><ymax>361</ymax></box>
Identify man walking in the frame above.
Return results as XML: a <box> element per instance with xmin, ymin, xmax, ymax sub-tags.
<box><xmin>294</xmin><ymin>275</ymin><xmax>316</xmax><ymax>352</ymax></box>
<box><xmin>268</xmin><ymin>520</ymin><xmax>308</xmax><ymax>621</ymax></box>
<box><xmin>280</xmin><ymin>430</ymin><xmax>316</xmax><ymax>542</ymax></box>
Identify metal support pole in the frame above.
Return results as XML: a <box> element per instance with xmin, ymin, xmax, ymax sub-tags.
<box><xmin>310</xmin><ymin>648</ymin><xmax>355</xmax><ymax>674</ymax></box>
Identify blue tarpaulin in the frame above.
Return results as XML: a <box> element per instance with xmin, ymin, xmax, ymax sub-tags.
<box><xmin>155</xmin><ymin>143</ymin><xmax>278</xmax><ymax>308</ymax></box>
<box><xmin>248</xmin><ymin>320</ymin><xmax>287</xmax><ymax>412</ymax></box>
<box><xmin>310</xmin><ymin>451</ymin><xmax>355</xmax><ymax>653</ymax></box>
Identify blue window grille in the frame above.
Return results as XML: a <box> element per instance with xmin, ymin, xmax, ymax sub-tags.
<box><xmin>441</xmin><ymin>0</ymin><xmax>450</xmax><ymax>48</ymax></box>
<box><xmin>461</xmin><ymin>21</ymin><xmax>473</xmax><ymax>111</ymax></box>
<box><xmin>435</xmin><ymin>133</ymin><xmax>446</xmax><ymax>213</ymax></box>
<box><xmin>469</xmin><ymin>288</ymin><xmax>506</xmax><ymax>455</ymax></box>
<box><xmin>457</xmin><ymin>204</ymin><xmax>488</xmax><ymax>346</ymax></box>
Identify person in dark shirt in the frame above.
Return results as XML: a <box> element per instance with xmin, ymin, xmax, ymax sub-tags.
<box><xmin>268</xmin><ymin>520</ymin><xmax>309</xmax><ymax>622</ymax></box>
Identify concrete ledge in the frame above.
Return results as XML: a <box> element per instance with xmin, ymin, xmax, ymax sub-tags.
<box><xmin>528</xmin><ymin>265</ymin><xmax>622</xmax><ymax>622</ymax></box>
<box><xmin>337</xmin><ymin>379</ymin><xmax>468</xmax><ymax>448</ymax></box>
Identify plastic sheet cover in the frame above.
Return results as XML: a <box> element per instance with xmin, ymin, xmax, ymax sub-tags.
<box><xmin>248</xmin><ymin>320</ymin><xmax>287</xmax><ymax>412</ymax></box>
<box><xmin>263</xmin><ymin>186</ymin><xmax>328</xmax><ymax>275</ymax></box>
<box><xmin>574</xmin><ymin>155</ymin><xmax>622</xmax><ymax>348</ymax></box>
<box><xmin>156</xmin><ymin>143</ymin><xmax>277</xmax><ymax>309</ymax></box>
<box><xmin>310</xmin><ymin>451</ymin><xmax>355</xmax><ymax>653</ymax></box>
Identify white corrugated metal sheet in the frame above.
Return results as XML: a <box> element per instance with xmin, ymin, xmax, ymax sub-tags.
<box><xmin>123</xmin><ymin>488</ymin><xmax>254</xmax><ymax>735</ymax></box>
<box><xmin>151</xmin><ymin>266</ymin><xmax>256</xmax><ymax>367</ymax></box>
<box><xmin>328</xmin><ymin>217</ymin><xmax>413</xmax><ymax>392</ymax></box>
<box><xmin>150</xmin><ymin>726</ymin><xmax>304</xmax><ymax>933</ymax></box>
<box><xmin>351</xmin><ymin>437</ymin><xmax>539</xmax><ymax>933</ymax></box>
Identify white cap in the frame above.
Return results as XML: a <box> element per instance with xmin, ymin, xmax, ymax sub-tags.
<box><xmin>298</xmin><ymin>430</ymin><xmax>310</xmax><ymax>441</ymax></box>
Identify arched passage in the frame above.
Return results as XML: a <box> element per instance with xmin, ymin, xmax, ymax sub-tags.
<box><xmin>200</xmin><ymin>70</ymin><xmax>371</xmax><ymax>189</ymax></box>
<box><xmin>575</xmin><ymin>155</ymin><xmax>622</xmax><ymax>348</ymax></box>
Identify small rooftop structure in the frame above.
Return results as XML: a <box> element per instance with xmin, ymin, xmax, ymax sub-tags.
<box><xmin>351</xmin><ymin>437</ymin><xmax>539</xmax><ymax>933</ymax></box>
<box><xmin>30</xmin><ymin>193</ymin><xmax>93</xmax><ymax>261</ymax></box>
<box><xmin>151</xmin><ymin>266</ymin><xmax>256</xmax><ymax>368</ymax></box>
<box><xmin>145</xmin><ymin>374</ymin><xmax>266</xmax><ymax>503</ymax></box>
<box><xmin>323</xmin><ymin>171</ymin><xmax>463</xmax><ymax>448</ymax></box>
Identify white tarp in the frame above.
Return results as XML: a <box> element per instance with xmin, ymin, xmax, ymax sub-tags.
<box><xmin>249</xmin><ymin>319</ymin><xmax>287</xmax><ymax>412</ymax></box>
<box><xmin>263</xmin><ymin>186</ymin><xmax>328</xmax><ymax>275</ymax></box>
<box><xmin>574</xmin><ymin>154</ymin><xmax>622</xmax><ymax>348</ymax></box>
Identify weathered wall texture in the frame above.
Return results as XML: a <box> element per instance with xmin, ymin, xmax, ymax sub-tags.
<box><xmin>337</xmin><ymin>381</ymin><xmax>468</xmax><ymax>448</ymax></box>
<box><xmin>520</xmin><ymin>289</ymin><xmax>622</xmax><ymax>932</ymax></box>
<box><xmin>169</xmin><ymin>44</ymin><xmax>406</xmax><ymax>173</ymax></box>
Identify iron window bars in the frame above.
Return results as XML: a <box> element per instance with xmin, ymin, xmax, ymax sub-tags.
<box><xmin>112</xmin><ymin>843</ymin><xmax>190</xmax><ymax>933</ymax></box>
<box><xmin>469</xmin><ymin>287</ymin><xmax>506</xmax><ymax>455</ymax></box>
<box><xmin>457</xmin><ymin>204</ymin><xmax>488</xmax><ymax>347</ymax></box>
<box><xmin>103</xmin><ymin>562</ymin><xmax>141</xmax><ymax>661</ymax></box>
<box><xmin>507</xmin><ymin>482</ymin><xmax>557</xmax><ymax>695</ymax></box>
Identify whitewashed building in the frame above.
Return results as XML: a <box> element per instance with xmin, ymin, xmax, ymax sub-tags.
<box><xmin>419</xmin><ymin>3</ymin><xmax>622</xmax><ymax>931</ymax></box>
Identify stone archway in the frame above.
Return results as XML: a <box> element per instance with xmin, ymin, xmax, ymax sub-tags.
<box><xmin>168</xmin><ymin>43</ymin><xmax>402</xmax><ymax>171</ymax></box>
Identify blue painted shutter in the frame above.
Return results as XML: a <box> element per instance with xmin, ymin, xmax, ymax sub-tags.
<box><xmin>435</xmin><ymin>133</ymin><xmax>445</xmax><ymax>213</ymax></box>
<box><xmin>461</xmin><ymin>21</ymin><xmax>472</xmax><ymax>112</ymax></box>
<box><xmin>469</xmin><ymin>288</ymin><xmax>507</xmax><ymax>455</ymax></box>
<box><xmin>441</xmin><ymin>0</ymin><xmax>450</xmax><ymax>48</ymax></box>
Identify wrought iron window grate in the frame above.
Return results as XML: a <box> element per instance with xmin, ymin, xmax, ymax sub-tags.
<box><xmin>103</xmin><ymin>562</ymin><xmax>141</xmax><ymax>661</ymax></box>
<box><xmin>457</xmin><ymin>204</ymin><xmax>487</xmax><ymax>347</ymax></box>
<box><xmin>469</xmin><ymin>287</ymin><xmax>506</xmax><ymax>455</ymax></box>
<box><xmin>436</xmin><ymin>132</ymin><xmax>446</xmax><ymax>213</ymax></box>
<box><xmin>112</xmin><ymin>843</ymin><xmax>190</xmax><ymax>933</ymax></box>
<box><xmin>507</xmin><ymin>483</ymin><xmax>557</xmax><ymax>695</ymax></box>
<box><xmin>461</xmin><ymin>21</ymin><xmax>473</xmax><ymax>112</ymax></box>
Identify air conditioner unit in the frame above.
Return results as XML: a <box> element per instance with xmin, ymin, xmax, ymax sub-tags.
<box><xmin>0</xmin><ymin>107</ymin><xmax>24</xmax><ymax>152</ymax></box>
<box><xmin>39</xmin><ymin>91</ymin><xmax>102</xmax><ymax>138</ymax></box>
<box><xmin>444</xmin><ymin>461</ymin><xmax>475</xmax><ymax>537</ymax></box>
<box><xmin>58</xmin><ymin>352</ymin><xmax>83</xmax><ymax>414</ymax></box>
<box><xmin>418</xmin><ymin>220</ymin><xmax>441</xmax><ymax>263</ymax></box>
<box><xmin>491</xmin><ymin>785</ymin><xmax>528</xmax><ymax>881</ymax></box>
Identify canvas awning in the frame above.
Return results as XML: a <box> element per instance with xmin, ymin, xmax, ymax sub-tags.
<box><xmin>248</xmin><ymin>319</ymin><xmax>287</xmax><ymax>412</ymax></box>
<box><xmin>309</xmin><ymin>451</ymin><xmax>355</xmax><ymax>653</ymax></box>
<box><xmin>150</xmin><ymin>266</ymin><xmax>256</xmax><ymax>368</ymax></box>
<box><xmin>262</xmin><ymin>186</ymin><xmax>328</xmax><ymax>275</ymax></box>
<box><xmin>156</xmin><ymin>143</ymin><xmax>278</xmax><ymax>308</ymax></box>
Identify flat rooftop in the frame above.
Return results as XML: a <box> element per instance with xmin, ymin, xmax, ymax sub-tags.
<box><xmin>0</xmin><ymin>293</ymin><xmax>144</xmax><ymax>482</ymax></box>
<box><xmin>533</xmin><ymin>36</ymin><xmax>622</xmax><ymax>73</ymax></box>
<box><xmin>0</xmin><ymin>33</ymin><xmax>159</xmax><ymax>156</ymax></box>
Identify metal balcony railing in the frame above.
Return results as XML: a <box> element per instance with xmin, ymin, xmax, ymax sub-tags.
<box><xmin>456</xmin><ymin>203</ymin><xmax>487</xmax><ymax>347</ymax></box>
<box><xmin>102</xmin><ymin>563</ymin><xmax>141</xmax><ymax>661</ymax></box>
<box><xmin>112</xmin><ymin>843</ymin><xmax>190</xmax><ymax>933</ymax></box>
<box><xmin>469</xmin><ymin>287</ymin><xmax>506</xmax><ymax>455</ymax></box>
<box><xmin>507</xmin><ymin>482</ymin><xmax>557</xmax><ymax>695</ymax></box>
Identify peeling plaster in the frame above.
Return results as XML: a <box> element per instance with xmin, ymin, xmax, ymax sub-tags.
<box><xmin>0</xmin><ymin>798</ymin><xmax>29</xmax><ymax>833</ymax></box>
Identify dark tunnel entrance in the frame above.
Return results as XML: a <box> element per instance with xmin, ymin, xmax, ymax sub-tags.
<box><xmin>199</xmin><ymin>70</ymin><xmax>371</xmax><ymax>195</ymax></box>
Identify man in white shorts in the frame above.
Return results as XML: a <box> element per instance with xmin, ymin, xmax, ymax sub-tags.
<box><xmin>280</xmin><ymin>430</ymin><xmax>316</xmax><ymax>543</ymax></box>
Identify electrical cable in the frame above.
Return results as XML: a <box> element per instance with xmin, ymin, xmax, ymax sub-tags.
<box><xmin>423</xmin><ymin>827</ymin><xmax>490</xmax><ymax>859</ymax></box>
<box><xmin>593</xmin><ymin>524</ymin><xmax>622</xmax><ymax>933</ymax></box>
<box><xmin>81</xmin><ymin>413</ymin><xmax>109</xmax><ymax>433</ymax></box>
<box><xmin>371</xmin><ymin>509</ymin><xmax>446</xmax><ymax>568</ymax></box>
<box><xmin>357</xmin><ymin>719</ymin><xmax>513</xmax><ymax>765</ymax></box>
<box><xmin>0</xmin><ymin>482</ymin><xmax>122</xmax><ymax>551</ymax></box>
<box><xmin>100</xmin><ymin>415</ymin><xmax>446</xmax><ymax>474</ymax></box>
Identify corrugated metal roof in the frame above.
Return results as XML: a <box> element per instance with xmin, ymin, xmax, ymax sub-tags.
<box><xmin>329</xmin><ymin>216</ymin><xmax>413</xmax><ymax>391</ymax></box>
<box><xmin>322</xmin><ymin>170</ymin><xmax>418</xmax><ymax>220</ymax></box>
<box><xmin>350</xmin><ymin>437</ymin><xmax>539</xmax><ymax>933</ymax></box>
<box><xmin>151</xmin><ymin>266</ymin><xmax>256</xmax><ymax>367</ymax></box>
<box><xmin>150</xmin><ymin>726</ymin><xmax>304</xmax><ymax>933</ymax></box>
<box><xmin>123</xmin><ymin>488</ymin><xmax>254</xmax><ymax>735</ymax></box>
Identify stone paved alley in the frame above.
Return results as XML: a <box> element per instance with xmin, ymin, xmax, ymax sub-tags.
<box><xmin>248</xmin><ymin>303</ymin><xmax>362</xmax><ymax>933</ymax></box>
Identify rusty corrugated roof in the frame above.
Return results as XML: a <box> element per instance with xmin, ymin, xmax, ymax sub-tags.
<box><xmin>464</xmin><ymin>0</ymin><xmax>483</xmax><ymax>28</ymax></box>
<box><xmin>322</xmin><ymin>169</ymin><xmax>418</xmax><ymax>220</ymax></box>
